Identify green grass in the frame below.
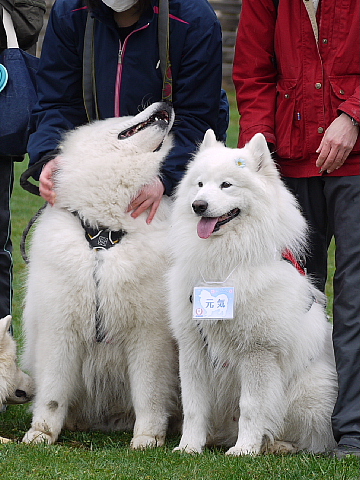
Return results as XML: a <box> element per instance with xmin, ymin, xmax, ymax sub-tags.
<box><xmin>0</xmin><ymin>93</ymin><xmax>350</xmax><ymax>480</ymax></box>
<box><xmin>1</xmin><ymin>439</ymin><xmax>359</xmax><ymax>480</ymax></box>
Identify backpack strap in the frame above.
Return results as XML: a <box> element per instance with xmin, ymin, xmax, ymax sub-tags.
<box><xmin>157</xmin><ymin>0</ymin><xmax>172</xmax><ymax>102</ymax></box>
<box><xmin>2</xmin><ymin>7</ymin><xmax>19</xmax><ymax>48</ymax></box>
<box><xmin>83</xmin><ymin>11</ymin><xmax>99</xmax><ymax>122</ymax></box>
<box><xmin>0</xmin><ymin>0</ymin><xmax>46</xmax><ymax>52</ymax></box>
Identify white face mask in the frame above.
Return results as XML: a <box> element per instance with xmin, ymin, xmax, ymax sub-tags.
<box><xmin>102</xmin><ymin>0</ymin><xmax>138</xmax><ymax>12</ymax></box>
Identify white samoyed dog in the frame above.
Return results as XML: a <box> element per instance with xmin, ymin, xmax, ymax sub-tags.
<box><xmin>169</xmin><ymin>130</ymin><xmax>337</xmax><ymax>455</ymax></box>
<box><xmin>22</xmin><ymin>102</ymin><xmax>179</xmax><ymax>448</ymax></box>
<box><xmin>0</xmin><ymin>315</ymin><xmax>34</xmax><ymax>443</ymax></box>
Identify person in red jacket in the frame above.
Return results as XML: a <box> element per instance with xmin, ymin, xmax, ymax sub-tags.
<box><xmin>233</xmin><ymin>0</ymin><xmax>360</xmax><ymax>459</ymax></box>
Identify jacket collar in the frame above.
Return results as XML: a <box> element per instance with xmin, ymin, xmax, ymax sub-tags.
<box><xmin>303</xmin><ymin>0</ymin><xmax>319</xmax><ymax>43</ymax></box>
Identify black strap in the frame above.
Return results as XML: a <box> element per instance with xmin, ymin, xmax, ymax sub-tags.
<box><xmin>19</xmin><ymin>151</ymin><xmax>59</xmax><ymax>196</ymax></box>
<box><xmin>20</xmin><ymin>202</ymin><xmax>47</xmax><ymax>263</ymax></box>
<box><xmin>157</xmin><ymin>0</ymin><xmax>172</xmax><ymax>102</ymax></box>
<box><xmin>83</xmin><ymin>12</ymin><xmax>99</xmax><ymax>122</ymax></box>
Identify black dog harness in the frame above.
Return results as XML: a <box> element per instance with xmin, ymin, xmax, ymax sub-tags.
<box><xmin>73</xmin><ymin>211</ymin><xmax>127</xmax><ymax>342</ymax></box>
<box><xmin>82</xmin><ymin>222</ymin><xmax>126</xmax><ymax>251</ymax></box>
<box><xmin>72</xmin><ymin>211</ymin><xmax>127</xmax><ymax>251</ymax></box>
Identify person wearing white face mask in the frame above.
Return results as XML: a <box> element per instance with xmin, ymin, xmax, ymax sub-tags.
<box><xmin>26</xmin><ymin>0</ymin><xmax>228</xmax><ymax>223</ymax></box>
<box><xmin>102</xmin><ymin>0</ymin><xmax>141</xmax><ymax>30</ymax></box>
<box><xmin>102</xmin><ymin>0</ymin><xmax>139</xmax><ymax>12</ymax></box>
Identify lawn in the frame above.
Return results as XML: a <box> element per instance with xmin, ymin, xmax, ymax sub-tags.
<box><xmin>1</xmin><ymin>92</ymin><xmax>353</xmax><ymax>480</ymax></box>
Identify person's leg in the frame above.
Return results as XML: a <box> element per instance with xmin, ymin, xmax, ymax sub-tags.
<box><xmin>325</xmin><ymin>175</ymin><xmax>360</xmax><ymax>454</ymax></box>
<box><xmin>282</xmin><ymin>176</ymin><xmax>331</xmax><ymax>291</ymax></box>
<box><xmin>0</xmin><ymin>157</ymin><xmax>14</xmax><ymax>319</ymax></box>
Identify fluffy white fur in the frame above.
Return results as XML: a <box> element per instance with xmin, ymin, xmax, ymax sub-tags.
<box><xmin>0</xmin><ymin>315</ymin><xmax>34</xmax><ymax>443</ymax></box>
<box><xmin>169</xmin><ymin>130</ymin><xmax>337</xmax><ymax>455</ymax></box>
<box><xmin>22</xmin><ymin>102</ymin><xmax>179</xmax><ymax>447</ymax></box>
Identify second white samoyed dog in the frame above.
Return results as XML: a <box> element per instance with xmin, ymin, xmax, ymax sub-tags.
<box><xmin>22</xmin><ymin>102</ymin><xmax>179</xmax><ymax>448</ymax></box>
<box><xmin>169</xmin><ymin>130</ymin><xmax>337</xmax><ymax>455</ymax></box>
<box><xmin>0</xmin><ymin>315</ymin><xmax>34</xmax><ymax>443</ymax></box>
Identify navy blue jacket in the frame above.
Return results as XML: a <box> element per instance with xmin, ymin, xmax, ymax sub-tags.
<box><xmin>28</xmin><ymin>0</ymin><xmax>228</xmax><ymax>195</ymax></box>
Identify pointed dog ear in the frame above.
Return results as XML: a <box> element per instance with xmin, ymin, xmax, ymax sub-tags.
<box><xmin>247</xmin><ymin>133</ymin><xmax>274</xmax><ymax>173</ymax></box>
<box><xmin>0</xmin><ymin>315</ymin><xmax>12</xmax><ymax>340</ymax></box>
<box><xmin>199</xmin><ymin>129</ymin><xmax>218</xmax><ymax>152</ymax></box>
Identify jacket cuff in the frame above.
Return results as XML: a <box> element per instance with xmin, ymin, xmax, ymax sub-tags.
<box><xmin>160</xmin><ymin>174</ymin><xmax>173</xmax><ymax>197</ymax></box>
<box><xmin>31</xmin><ymin>149</ymin><xmax>60</xmax><ymax>180</ymax></box>
<box><xmin>338</xmin><ymin>108</ymin><xmax>360</xmax><ymax>126</ymax></box>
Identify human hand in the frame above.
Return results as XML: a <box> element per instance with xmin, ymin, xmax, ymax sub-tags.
<box><xmin>127</xmin><ymin>177</ymin><xmax>165</xmax><ymax>224</ymax></box>
<box><xmin>39</xmin><ymin>157</ymin><xmax>60</xmax><ymax>205</ymax></box>
<box><xmin>316</xmin><ymin>114</ymin><xmax>359</xmax><ymax>174</ymax></box>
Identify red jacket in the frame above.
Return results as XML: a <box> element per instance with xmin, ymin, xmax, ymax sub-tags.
<box><xmin>233</xmin><ymin>0</ymin><xmax>360</xmax><ymax>177</ymax></box>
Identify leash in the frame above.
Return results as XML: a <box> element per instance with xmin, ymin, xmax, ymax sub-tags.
<box><xmin>20</xmin><ymin>202</ymin><xmax>47</xmax><ymax>264</ymax></box>
<box><xmin>19</xmin><ymin>152</ymin><xmax>58</xmax><ymax>196</ymax></box>
<box><xmin>19</xmin><ymin>152</ymin><xmax>58</xmax><ymax>263</ymax></box>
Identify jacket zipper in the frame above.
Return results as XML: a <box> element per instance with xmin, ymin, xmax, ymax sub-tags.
<box><xmin>114</xmin><ymin>23</ymin><xmax>150</xmax><ymax>117</ymax></box>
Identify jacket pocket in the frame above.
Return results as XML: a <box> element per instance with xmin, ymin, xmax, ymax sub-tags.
<box><xmin>329</xmin><ymin>75</ymin><xmax>360</xmax><ymax>155</ymax></box>
<box><xmin>275</xmin><ymin>79</ymin><xmax>304</xmax><ymax>159</ymax></box>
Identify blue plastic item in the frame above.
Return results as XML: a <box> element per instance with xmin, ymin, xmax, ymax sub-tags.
<box><xmin>0</xmin><ymin>64</ymin><xmax>8</xmax><ymax>92</ymax></box>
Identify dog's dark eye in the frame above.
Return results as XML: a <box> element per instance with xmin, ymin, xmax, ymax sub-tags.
<box><xmin>221</xmin><ymin>181</ymin><xmax>232</xmax><ymax>189</ymax></box>
<box><xmin>198</xmin><ymin>182</ymin><xmax>203</xmax><ymax>187</ymax></box>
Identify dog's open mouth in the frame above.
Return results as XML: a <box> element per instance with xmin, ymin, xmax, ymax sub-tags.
<box><xmin>197</xmin><ymin>208</ymin><xmax>240</xmax><ymax>239</ymax></box>
<box><xmin>118</xmin><ymin>109</ymin><xmax>171</xmax><ymax>140</ymax></box>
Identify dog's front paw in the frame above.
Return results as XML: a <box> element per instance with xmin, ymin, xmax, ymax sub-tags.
<box><xmin>22</xmin><ymin>429</ymin><xmax>55</xmax><ymax>444</ymax></box>
<box><xmin>225</xmin><ymin>444</ymin><xmax>260</xmax><ymax>456</ymax></box>
<box><xmin>130</xmin><ymin>434</ymin><xmax>164</xmax><ymax>450</ymax></box>
<box><xmin>173</xmin><ymin>444</ymin><xmax>203</xmax><ymax>454</ymax></box>
<box><xmin>0</xmin><ymin>436</ymin><xmax>12</xmax><ymax>444</ymax></box>
<box><xmin>266</xmin><ymin>440</ymin><xmax>298</xmax><ymax>455</ymax></box>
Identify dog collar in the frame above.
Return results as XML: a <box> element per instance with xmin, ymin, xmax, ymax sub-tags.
<box><xmin>282</xmin><ymin>249</ymin><xmax>306</xmax><ymax>276</ymax></box>
<box><xmin>73</xmin><ymin>212</ymin><xmax>126</xmax><ymax>250</ymax></box>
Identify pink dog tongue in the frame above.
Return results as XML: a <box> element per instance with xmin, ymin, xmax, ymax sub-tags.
<box><xmin>197</xmin><ymin>217</ymin><xmax>219</xmax><ymax>239</ymax></box>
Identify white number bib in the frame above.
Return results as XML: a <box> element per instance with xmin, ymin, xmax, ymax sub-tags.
<box><xmin>192</xmin><ymin>286</ymin><xmax>235</xmax><ymax>320</ymax></box>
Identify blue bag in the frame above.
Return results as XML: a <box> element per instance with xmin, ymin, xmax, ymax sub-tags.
<box><xmin>0</xmin><ymin>5</ymin><xmax>40</xmax><ymax>157</ymax></box>
<box><xmin>0</xmin><ymin>46</ymin><xmax>39</xmax><ymax>156</ymax></box>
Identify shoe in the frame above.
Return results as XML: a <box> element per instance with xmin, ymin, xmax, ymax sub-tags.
<box><xmin>332</xmin><ymin>444</ymin><xmax>360</xmax><ymax>459</ymax></box>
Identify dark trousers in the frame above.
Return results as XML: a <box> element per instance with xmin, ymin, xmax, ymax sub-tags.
<box><xmin>284</xmin><ymin>175</ymin><xmax>360</xmax><ymax>448</ymax></box>
<box><xmin>0</xmin><ymin>156</ymin><xmax>14</xmax><ymax>319</ymax></box>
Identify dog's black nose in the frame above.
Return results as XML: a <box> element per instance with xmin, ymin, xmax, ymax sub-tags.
<box><xmin>15</xmin><ymin>390</ymin><xmax>26</xmax><ymax>398</ymax></box>
<box><xmin>192</xmin><ymin>200</ymin><xmax>208</xmax><ymax>215</ymax></box>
